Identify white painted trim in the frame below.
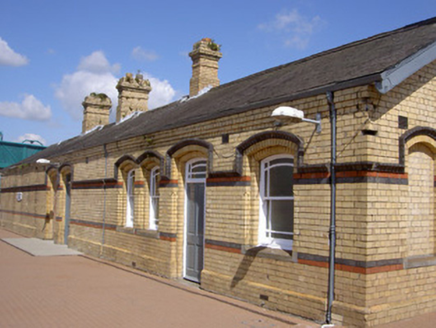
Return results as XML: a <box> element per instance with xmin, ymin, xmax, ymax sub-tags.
<box><xmin>259</xmin><ymin>154</ymin><xmax>294</xmax><ymax>250</ymax></box>
<box><xmin>125</xmin><ymin>169</ymin><xmax>135</xmax><ymax>228</ymax></box>
<box><xmin>149</xmin><ymin>166</ymin><xmax>160</xmax><ymax>230</ymax></box>
<box><xmin>183</xmin><ymin>158</ymin><xmax>207</xmax><ymax>281</ymax></box>
<box><xmin>376</xmin><ymin>41</ymin><xmax>436</xmax><ymax>94</ymax></box>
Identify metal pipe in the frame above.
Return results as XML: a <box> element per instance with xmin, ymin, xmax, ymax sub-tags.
<box><xmin>101</xmin><ymin>144</ymin><xmax>108</xmax><ymax>257</ymax></box>
<box><xmin>325</xmin><ymin>91</ymin><xmax>337</xmax><ymax>324</ymax></box>
<box><xmin>52</xmin><ymin>172</ymin><xmax>60</xmax><ymax>239</ymax></box>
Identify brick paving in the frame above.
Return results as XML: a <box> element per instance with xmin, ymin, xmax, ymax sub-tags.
<box><xmin>3</xmin><ymin>227</ymin><xmax>436</xmax><ymax>328</ymax></box>
<box><xmin>374</xmin><ymin>311</ymin><xmax>436</xmax><ymax>328</ymax></box>
<box><xmin>0</xmin><ymin>228</ymin><xmax>319</xmax><ymax>328</ymax></box>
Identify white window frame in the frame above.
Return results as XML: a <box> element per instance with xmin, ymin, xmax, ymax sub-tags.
<box><xmin>185</xmin><ymin>159</ymin><xmax>207</xmax><ymax>181</ymax></box>
<box><xmin>259</xmin><ymin>154</ymin><xmax>294</xmax><ymax>250</ymax></box>
<box><xmin>125</xmin><ymin>169</ymin><xmax>135</xmax><ymax>228</ymax></box>
<box><xmin>149</xmin><ymin>166</ymin><xmax>160</xmax><ymax>230</ymax></box>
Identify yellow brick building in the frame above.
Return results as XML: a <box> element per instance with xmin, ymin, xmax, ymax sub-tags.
<box><xmin>2</xmin><ymin>18</ymin><xmax>436</xmax><ymax>327</ymax></box>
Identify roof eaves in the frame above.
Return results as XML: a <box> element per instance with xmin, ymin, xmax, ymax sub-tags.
<box><xmin>219</xmin><ymin>73</ymin><xmax>384</xmax><ymax>115</ymax></box>
<box><xmin>376</xmin><ymin>40</ymin><xmax>436</xmax><ymax>94</ymax></box>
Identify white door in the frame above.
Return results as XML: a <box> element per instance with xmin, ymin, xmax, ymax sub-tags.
<box><xmin>184</xmin><ymin>159</ymin><xmax>206</xmax><ymax>282</ymax></box>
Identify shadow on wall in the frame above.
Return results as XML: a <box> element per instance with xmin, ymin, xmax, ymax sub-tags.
<box><xmin>42</xmin><ymin>210</ymin><xmax>54</xmax><ymax>232</ymax></box>
<box><xmin>230</xmin><ymin>246</ymin><xmax>266</xmax><ymax>288</ymax></box>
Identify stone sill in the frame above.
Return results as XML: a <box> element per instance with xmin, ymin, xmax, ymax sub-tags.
<box><xmin>242</xmin><ymin>245</ymin><xmax>296</xmax><ymax>262</ymax></box>
<box><xmin>404</xmin><ymin>255</ymin><xmax>436</xmax><ymax>269</ymax></box>
<box><xmin>116</xmin><ymin>227</ymin><xmax>159</xmax><ymax>239</ymax></box>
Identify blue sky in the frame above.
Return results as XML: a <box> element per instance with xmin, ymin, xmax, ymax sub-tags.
<box><xmin>1</xmin><ymin>0</ymin><xmax>435</xmax><ymax>146</ymax></box>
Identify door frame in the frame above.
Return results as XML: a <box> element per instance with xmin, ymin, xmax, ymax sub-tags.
<box><xmin>63</xmin><ymin>173</ymin><xmax>72</xmax><ymax>244</ymax></box>
<box><xmin>183</xmin><ymin>158</ymin><xmax>207</xmax><ymax>282</ymax></box>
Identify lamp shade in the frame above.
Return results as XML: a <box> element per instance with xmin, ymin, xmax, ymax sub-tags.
<box><xmin>271</xmin><ymin>106</ymin><xmax>304</xmax><ymax>120</ymax></box>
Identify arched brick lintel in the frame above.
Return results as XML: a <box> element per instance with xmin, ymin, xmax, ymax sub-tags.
<box><xmin>399</xmin><ymin>126</ymin><xmax>436</xmax><ymax>166</ymax></box>
<box><xmin>234</xmin><ymin>131</ymin><xmax>304</xmax><ymax>175</ymax></box>
<box><xmin>165</xmin><ymin>139</ymin><xmax>214</xmax><ymax>179</ymax></box>
<box><xmin>136</xmin><ymin>150</ymin><xmax>164</xmax><ymax>169</ymax></box>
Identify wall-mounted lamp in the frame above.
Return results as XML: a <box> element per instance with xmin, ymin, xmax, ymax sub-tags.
<box><xmin>36</xmin><ymin>158</ymin><xmax>51</xmax><ymax>164</ymax></box>
<box><xmin>36</xmin><ymin>158</ymin><xmax>61</xmax><ymax>168</ymax></box>
<box><xmin>271</xmin><ymin>106</ymin><xmax>321</xmax><ymax>133</ymax></box>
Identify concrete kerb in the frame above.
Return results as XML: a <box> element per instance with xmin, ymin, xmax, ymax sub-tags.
<box><xmin>1</xmin><ymin>237</ymin><xmax>82</xmax><ymax>256</ymax></box>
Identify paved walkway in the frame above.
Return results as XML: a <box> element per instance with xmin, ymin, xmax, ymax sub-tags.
<box><xmin>2</xmin><ymin>227</ymin><xmax>436</xmax><ymax>328</ymax></box>
<box><xmin>2</xmin><ymin>237</ymin><xmax>82</xmax><ymax>256</ymax></box>
<box><xmin>0</xmin><ymin>228</ymin><xmax>319</xmax><ymax>328</ymax></box>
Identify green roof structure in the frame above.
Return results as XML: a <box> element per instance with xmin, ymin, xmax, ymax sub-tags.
<box><xmin>0</xmin><ymin>134</ymin><xmax>46</xmax><ymax>169</ymax></box>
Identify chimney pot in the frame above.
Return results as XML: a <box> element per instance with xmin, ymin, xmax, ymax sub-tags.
<box><xmin>116</xmin><ymin>73</ymin><xmax>152</xmax><ymax>122</ymax></box>
<box><xmin>81</xmin><ymin>93</ymin><xmax>112</xmax><ymax>133</ymax></box>
<box><xmin>189</xmin><ymin>38</ymin><xmax>222</xmax><ymax>97</ymax></box>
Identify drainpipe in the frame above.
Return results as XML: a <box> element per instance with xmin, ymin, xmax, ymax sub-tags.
<box><xmin>325</xmin><ymin>91</ymin><xmax>337</xmax><ymax>324</ymax></box>
<box><xmin>51</xmin><ymin>171</ymin><xmax>60</xmax><ymax>240</ymax></box>
<box><xmin>101</xmin><ymin>144</ymin><xmax>108</xmax><ymax>257</ymax></box>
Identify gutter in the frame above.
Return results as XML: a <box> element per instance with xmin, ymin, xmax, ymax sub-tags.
<box><xmin>376</xmin><ymin>41</ymin><xmax>436</xmax><ymax>94</ymax></box>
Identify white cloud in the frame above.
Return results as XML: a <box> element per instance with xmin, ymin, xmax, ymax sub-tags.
<box><xmin>55</xmin><ymin>70</ymin><xmax>118</xmax><ymax>120</ymax></box>
<box><xmin>16</xmin><ymin>133</ymin><xmax>47</xmax><ymax>146</ymax></box>
<box><xmin>284</xmin><ymin>35</ymin><xmax>309</xmax><ymax>50</ymax></box>
<box><xmin>132</xmin><ymin>47</ymin><xmax>159</xmax><ymax>62</ymax></box>
<box><xmin>0</xmin><ymin>94</ymin><xmax>51</xmax><ymax>121</ymax></box>
<box><xmin>55</xmin><ymin>51</ymin><xmax>176</xmax><ymax>121</ymax></box>
<box><xmin>77</xmin><ymin>51</ymin><xmax>120</xmax><ymax>74</ymax></box>
<box><xmin>144</xmin><ymin>74</ymin><xmax>176</xmax><ymax>109</ymax></box>
<box><xmin>55</xmin><ymin>51</ymin><xmax>119</xmax><ymax>121</ymax></box>
<box><xmin>0</xmin><ymin>37</ymin><xmax>29</xmax><ymax>66</ymax></box>
<box><xmin>258</xmin><ymin>9</ymin><xmax>324</xmax><ymax>49</ymax></box>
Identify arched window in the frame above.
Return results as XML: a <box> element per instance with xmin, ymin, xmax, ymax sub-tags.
<box><xmin>259</xmin><ymin>155</ymin><xmax>294</xmax><ymax>249</ymax></box>
<box><xmin>125</xmin><ymin>169</ymin><xmax>135</xmax><ymax>228</ymax></box>
<box><xmin>149</xmin><ymin>167</ymin><xmax>160</xmax><ymax>230</ymax></box>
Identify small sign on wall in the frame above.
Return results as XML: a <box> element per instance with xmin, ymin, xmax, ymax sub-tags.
<box><xmin>16</xmin><ymin>192</ymin><xmax>23</xmax><ymax>202</ymax></box>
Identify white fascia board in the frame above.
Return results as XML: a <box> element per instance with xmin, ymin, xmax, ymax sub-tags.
<box><xmin>376</xmin><ymin>41</ymin><xmax>436</xmax><ymax>94</ymax></box>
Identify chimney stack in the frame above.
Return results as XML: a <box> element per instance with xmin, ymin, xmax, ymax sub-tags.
<box><xmin>189</xmin><ymin>38</ymin><xmax>222</xmax><ymax>97</ymax></box>
<box><xmin>82</xmin><ymin>93</ymin><xmax>112</xmax><ymax>133</ymax></box>
<box><xmin>116</xmin><ymin>73</ymin><xmax>152</xmax><ymax>122</ymax></box>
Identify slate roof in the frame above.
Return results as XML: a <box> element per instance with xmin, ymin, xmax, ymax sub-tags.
<box><xmin>17</xmin><ymin>17</ymin><xmax>436</xmax><ymax>166</ymax></box>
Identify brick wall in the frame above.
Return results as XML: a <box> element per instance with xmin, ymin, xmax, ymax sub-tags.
<box><xmin>1</xmin><ymin>60</ymin><xmax>436</xmax><ymax>327</ymax></box>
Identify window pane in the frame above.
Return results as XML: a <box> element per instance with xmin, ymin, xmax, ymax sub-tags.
<box><xmin>264</xmin><ymin>168</ymin><xmax>269</xmax><ymax>196</ymax></box>
<box><xmin>188</xmin><ymin>161</ymin><xmax>207</xmax><ymax>179</ymax></box>
<box><xmin>269</xmin><ymin>165</ymin><xmax>293</xmax><ymax>197</ymax></box>
<box><xmin>270</xmin><ymin>158</ymin><xmax>293</xmax><ymax>166</ymax></box>
<box><xmin>152</xmin><ymin>198</ymin><xmax>159</xmax><ymax>220</ymax></box>
<box><xmin>192</xmin><ymin>163</ymin><xmax>206</xmax><ymax>172</ymax></box>
<box><xmin>126</xmin><ymin>169</ymin><xmax>135</xmax><ymax>227</ymax></box>
<box><xmin>150</xmin><ymin>167</ymin><xmax>160</xmax><ymax>230</ymax></box>
<box><xmin>270</xmin><ymin>200</ymin><xmax>293</xmax><ymax>240</ymax></box>
<box><xmin>151</xmin><ymin>168</ymin><xmax>159</xmax><ymax>196</ymax></box>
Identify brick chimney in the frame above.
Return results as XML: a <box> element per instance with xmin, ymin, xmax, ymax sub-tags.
<box><xmin>189</xmin><ymin>38</ymin><xmax>222</xmax><ymax>97</ymax></box>
<box><xmin>82</xmin><ymin>93</ymin><xmax>112</xmax><ymax>133</ymax></box>
<box><xmin>116</xmin><ymin>73</ymin><xmax>152</xmax><ymax>123</ymax></box>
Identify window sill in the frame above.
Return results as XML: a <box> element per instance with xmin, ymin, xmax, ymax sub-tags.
<box><xmin>242</xmin><ymin>244</ymin><xmax>297</xmax><ymax>262</ymax></box>
<box><xmin>116</xmin><ymin>227</ymin><xmax>159</xmax><ymax>239</ymax></box>
<box><xmin>403</xmin><ymin>255</ymin><xmax>436</xmax><ymax>269</ymax></box>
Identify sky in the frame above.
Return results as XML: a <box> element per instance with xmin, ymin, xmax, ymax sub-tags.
<box><xmin>1</xmin><ymin>0</ymin><xmax>435</xmax><ymax>147</ymax></box>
